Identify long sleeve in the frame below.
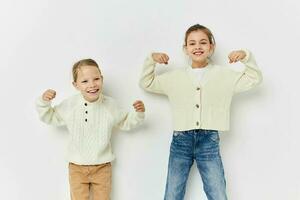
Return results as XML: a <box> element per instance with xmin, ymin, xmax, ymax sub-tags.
<box><xmin>139</xmin><ymin>54</ymin><xmax>167</xmax><ymax>95</ymax></box>
<box><xmin>116</xmin><ymin>110</ymin><xmax>145</xmax><ymax>131</ymax></box>
<box><xmin>35</xmin><ymin>97</ymin><xmax>66</xmax><ymax>126</ymax></box>
<box><xmin>234</xmin><ymin>49</ymin><xmax>263</xmax><ymax>93</ymax></box>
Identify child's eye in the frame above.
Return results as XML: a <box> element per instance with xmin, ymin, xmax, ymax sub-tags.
<box><xmin>81</xmin><ymin>80</ymin><xmax>88</xmax><ymax>83</ymax></box>
<box><xmin>189</xmin><ymin>43</ymin><xmax>195</xmax><ymax>45</ymax></box>
<box><xmin>95</xmin><ymin>78</ymin><xmax>100</xmax><ymax>81</ymax></box>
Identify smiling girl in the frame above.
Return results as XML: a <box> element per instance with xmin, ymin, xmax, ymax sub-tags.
<box><xmin>139</xmin><ymin>24</ymin><xmax>262</xmax><ymax>200</ymax></box>
<box><xmin>36</xmin><ymin>58</ymin><xmax>145</xmax><ymax>200</ymax></box>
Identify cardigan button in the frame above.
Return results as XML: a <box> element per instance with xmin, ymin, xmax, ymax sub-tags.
<box><xmin>84</xmin><ymin>103</ymin><xmax>87</xmax><ymax>106</ymax></box>
<box><xmin>85</xmin><ymin>111</ymin><xmax>88</xmax><ymax>114</ymax></box>
<box><xmin>196</xmin><ymin>87</ymin><xmax>200</xmax><ymax>91</ymax></box>
<box><xmin>85</xmin><ymin>119</ymin><xmax>88</xmax><ymax>122</ymax></box>
<box><xmin>196</xmin><ymin>122</ymin><xmax>199</xmax><ymax>126</ymax></box>
<box><xmin>196</xmin><ymin>104</ymin><xmax>199</xmax><ymax>108</ymax></box>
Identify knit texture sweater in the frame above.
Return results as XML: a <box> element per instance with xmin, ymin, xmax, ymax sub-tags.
<box><xmin>139</xmin><ymin>50</ymin><xmax>262</xmax><ymax>131</ymax></box>
<box><xmin>36</xmin><ymin>94</ymin><xmax>144</xmax><ymax>165</ymax></box>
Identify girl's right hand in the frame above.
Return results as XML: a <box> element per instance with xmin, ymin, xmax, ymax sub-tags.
<box><xmin>42</xmin><ymin>89</ymin><xmax>56</xmax><ymax>101</ymax></box>
<box><xmin>152</xmin><ymin>53</ymin><xmax>169</xmax><ymax>64</ymax></box>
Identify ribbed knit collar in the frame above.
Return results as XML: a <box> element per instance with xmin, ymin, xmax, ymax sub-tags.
<box><xmin>79</xmin><ymin>93</ymin><xmax>104</xmax><ymax>105</ymax></box>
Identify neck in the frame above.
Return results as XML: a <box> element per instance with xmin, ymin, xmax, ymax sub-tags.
<box><xmin>191</xmin><ymin>60</ymin><xmax>209</xmax><ymax>68</ymax></box>
<box><xmin>83</xmin><ymin>93</ymin><xmax>103</xmax><ymax>103</ymax></box>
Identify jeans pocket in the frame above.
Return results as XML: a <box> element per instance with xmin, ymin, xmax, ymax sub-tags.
<box><xmin>207</xmin><ymin>131</ymin><xmax>220</xmax><ymax>143</ymax></box>
<box><xmin>173</xmin><ymin>131</ymin><xmax>183</xmax><ymax>137</ymax></box>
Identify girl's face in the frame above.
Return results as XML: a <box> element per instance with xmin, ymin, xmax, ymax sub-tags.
<box><xmin>73</xmin><ymin>65</ymin><xmax>103</xmax><ymax>102</ymax></box>
<box><xmin>185</xmin><ymin>30</ymin><xmax>214</xmax><ymax>67</ymax></box>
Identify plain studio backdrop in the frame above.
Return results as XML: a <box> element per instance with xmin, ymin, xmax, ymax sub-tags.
<box><xmin>1</xmin><ymin>0</ymin><xmax>299</xmax><ymax>199</ymax></box>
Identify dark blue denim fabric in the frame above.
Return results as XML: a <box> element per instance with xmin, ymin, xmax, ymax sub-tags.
<box><xmin>164</xmin><ymin>129</ymin><xmax>227</xmax><ymax>200</ymax></box>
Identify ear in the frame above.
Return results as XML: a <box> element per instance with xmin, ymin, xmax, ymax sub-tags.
<box><xmin>99</xmin><ymin>75</ymin><xmax>104</xmax><ymax>85</ymax></box>
<box><xmin>72</xmin><ymin>81</ymin><xmax>78</xmax><ymax>90</ymax></box>
<box><xmin>209</xmin><ymin>44</ymin><xmax>215</xmax><ymax>55</ymax></box>
<box><xmin>183</xmin><ymin>45</ymin><xmax>188</xmax><ymax>55</ymax></box>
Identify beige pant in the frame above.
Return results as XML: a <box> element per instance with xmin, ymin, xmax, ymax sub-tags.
<box><xmin>69</xmin><ymin>162</ymin><xmax>112</xmax><ymax>200</ymax></box>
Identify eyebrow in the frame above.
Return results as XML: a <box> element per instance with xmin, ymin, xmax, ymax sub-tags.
<box><xmin>188</xmin><ymin>39</ymin><xmax>208</xmax><ymax>42</ymax></box>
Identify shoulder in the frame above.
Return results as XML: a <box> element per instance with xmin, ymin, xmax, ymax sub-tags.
<box><xmin>57</xmin><ymin>94</ymin><xmax>84</xmax><ymax>110</ymax></box>
<box><xmin>103</xmin><ymin>94</ymin><xmax>115</xmax><ymax>103</ymax></box>
<box><xmin>161</xmin><ymin>67</ymin><xmax>188</xmax><ymax>78</ymax></box>
<box><xmin>64</xmin><ymin>94</ymin><xmax>82</xmax><ymax>105</ymax></box>
<box><xmin>101</xmin><ymin>95</ymin><xmax>122</xmax><ymax>117</ymax></box>
<box><xmin>102</xmin><ymin>95</ymin><xmax>118</xmax><ymax>108</ymax></box>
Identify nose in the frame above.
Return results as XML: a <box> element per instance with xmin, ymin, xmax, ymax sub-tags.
<box><xmin>88</xmin><ymin>81</ymin><xmax>96</xmax><ymax>88</ymax></box>
<box><xmin>194</xmin><ymin>44</ymin><xmax>201</xmax><ymax>49</ymax></box>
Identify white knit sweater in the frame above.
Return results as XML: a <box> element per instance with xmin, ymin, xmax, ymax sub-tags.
<box><xmin>139</xmin><ymin>49</ymin><xmax>262</xmax><ymax>131</ymax></box>
<box><xmin>36</xmin><ymin>94</ymin><xmax>145</xmax><ymax>165</ymax></box>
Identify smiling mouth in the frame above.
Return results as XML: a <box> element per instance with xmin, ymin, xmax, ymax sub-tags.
<box><xmin>87</xmin><ymin>89</ymin><xmax>99</xmax><ymax>94</ymax></box>
<box><xmin>193</xmin><ymin>51</ymin><xmax>204</xmax><ymax>55</ymax></box>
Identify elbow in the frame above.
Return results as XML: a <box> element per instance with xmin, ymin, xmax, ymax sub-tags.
<box><xmin>249</xmin><ymin>70</ymin><xmax>263</xmax><ymax>86</ymax></box>
<box><xmin>139</xmin><ymin>80</ymin><xmax>146</xmax><ymax>90</ymax></box>
<box><xmin>39</xmin><ymin>115</ymin><xmax>51</xmax><ymax>124</ymax></box>
<box><xmin>139</xmin><ymin>79</ymin><xmax>151</xmax><ymax>90</ymax></box>
<box><xmin>256</xmin><ymin>71</ymin><xmax>263</xmax><ymax>85</ymax></box>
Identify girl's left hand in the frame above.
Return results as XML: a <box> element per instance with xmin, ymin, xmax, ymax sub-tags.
<box><xmin>228</xmin><ymin>50</ymin><xmax>246</xmax><ymax>63</ymax></box>
<box><xmin>133</xmin><ymin>100</ymin><xmax>145</xmax><ymax>112</ymax></box>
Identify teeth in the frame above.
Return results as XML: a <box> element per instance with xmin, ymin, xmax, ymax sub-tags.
<box><xmin>88</xmin><ymin>89</ymin><xmax>98</xmax><ymax>93</ymax></box>
<box><xmin>194</xmin><ymin>52</ymin><xmax>203</xmax><ymax>55</ymax></box>
<box><xmin>194</xmin><ymin>51</ymin><xmax>203</xmax><ymax>53</ymax></box>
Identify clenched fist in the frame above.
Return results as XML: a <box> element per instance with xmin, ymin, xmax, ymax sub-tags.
<box><xmin>152</xmin><ymin>53</ymin><xmax>169</xmax><ymax>64</ymax></box>
<box><xmin>42</xmin><ymin>89</ymin><xmax>56</xmax><ymax>101</ymax></box>
<box><xmin>132</xmin><ymin>100</ymin><xmax>145</xmax><ymax>112</ymax></box>
<box><xmin>228</xmin><ymin>50</ymin><xmax>246</xmax><ymax>63</ymax></box>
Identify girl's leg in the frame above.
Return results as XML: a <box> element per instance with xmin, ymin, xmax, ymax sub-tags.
<box><xmin>69</xmin><ymin>163</ymin><xmax>90</xmax><ymax>200</ymax></box>
<box><xmin>164</xmin><ymin>131</ymin><xmax>194</xmax><ymax>200</ymax></box>
<box><xmin>195</xmin><ymin>130</ymin><xmax>227</xmax><ymax>200</ymax></box>
<box><xmin>90</xmin><ymin>162</ymin><xmax>112</xmax><ymax>200</ymax></box>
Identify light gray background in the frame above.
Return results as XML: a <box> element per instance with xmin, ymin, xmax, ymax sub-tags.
<box><xmin>0</xmin><ymin>0</ymin><xmax>299</xmax><ymax>199</ymax></box>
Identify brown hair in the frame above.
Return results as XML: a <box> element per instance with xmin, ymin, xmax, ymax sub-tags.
<box><xmin>184</xmin><ymin>24</ymin><xmax>215</xmax><ymax>46</ymax></box>
<box><xmin>72</xmin><ymin>59</ymin><xmax>101</xmax><ymax>82</ymax></box>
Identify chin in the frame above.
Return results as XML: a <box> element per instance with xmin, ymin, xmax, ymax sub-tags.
<box><xmin>192</xmin><ymin>58</ymin><xmax>205</xmax><ymax>63</ymax></box>
<box><xmin>86</xmin><ymin>95</ymin><xmax>100</xmax><ymax>102</ymax></box>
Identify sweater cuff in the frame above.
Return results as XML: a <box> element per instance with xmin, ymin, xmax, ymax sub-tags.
<box><xmin>36</xmin><ymin>96</ymin><xmax>51</xmax><ymax>106</ymax></box>
<box><xmin>146</xmin><ymin>53</ymin><xmax>157</xmax><ymax>65</ymax></box>
<box><xmin>240</xmin><ymin>49</ymin><xmax>250</xmax><ymax>63</ymax></box>
<box><xmin>136</xmin><ymin>111</ymin><xmax>145</xmax><ymax>120</ymax></box>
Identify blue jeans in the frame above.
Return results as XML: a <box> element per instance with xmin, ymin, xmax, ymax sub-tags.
<box><xmin>164</xmin><ymin>129</ymin><xmax>227</xmax><ymax>200</ymax></box>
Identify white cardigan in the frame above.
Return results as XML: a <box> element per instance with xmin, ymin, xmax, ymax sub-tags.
<box><xmin>139</xmin><ymin>50</ymin><xmax>262</xmax><ymax>131</ymax></box>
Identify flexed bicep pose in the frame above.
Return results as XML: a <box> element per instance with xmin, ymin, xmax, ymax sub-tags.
<box><xmin>36</xmin><ymin>59</ymin><xmax>145</xmax><ymax>200</ymax></box>
<box><xmin>140</xmin><ymin>24</ymin><xmax>262</xmax><ymax>200</ymax></box>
